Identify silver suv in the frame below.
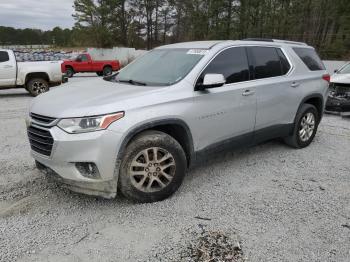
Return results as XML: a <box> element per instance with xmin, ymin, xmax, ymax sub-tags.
<box><xmin>27</xmin><ymin>39</ymin><xmax>330</xmax><ymax>202</ymax></box>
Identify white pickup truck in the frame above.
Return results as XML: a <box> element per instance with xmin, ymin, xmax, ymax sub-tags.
<box><xmin>0</xmin><ymin>49</ymin><xmax>67</xmax><ymax>96</ymax></box>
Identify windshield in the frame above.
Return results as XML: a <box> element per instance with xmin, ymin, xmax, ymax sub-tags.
<box><xmin>115</xmin><ymin>48</ymin><xmax>206</xmax><ymax>86</ymax></box>
<box><xmin>338</xmin><ymin>63</ymin><xmax>350</xmax><ymax>74</ymax></box>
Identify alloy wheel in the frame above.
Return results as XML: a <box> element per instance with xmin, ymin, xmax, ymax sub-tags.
<box><xmin>299</xmin><ymin>112</ymin><xmax>315</xmax><ymax>142</ymax></box>
<box><xmin>31</xmin><ymin>81</ymin><xmax>48</xmax><ymax>96</ymax></box>
<box><xmin>129</xmin><ymin>147</ymin><xmax>176</xmax><ymax>193</ymax></box>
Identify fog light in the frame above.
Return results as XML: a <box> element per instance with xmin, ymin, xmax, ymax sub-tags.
<box><xmin>75</xmin><ymin>162</ymin><xmax>101</xmax><ymax>179</ymax></box>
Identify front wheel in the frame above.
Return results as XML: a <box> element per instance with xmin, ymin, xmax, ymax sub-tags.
<box><xmin>26</xmin><ymin>78</ymin><xmax>49</xmax><ymax>97</ymax></box>
<box><xmin>118</xmin><ymin>130</ymin><xmax>187</xmax><ymax>203</ymax></box>
<box><xmin>284</xmin><ymin>104</ymin><xmax>319</xmax><ymax>148</ymax></box>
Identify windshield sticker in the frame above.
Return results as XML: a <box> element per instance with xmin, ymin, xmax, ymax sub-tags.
<box><xmin>187</xmin><ymin>49</ymin><xmax>209</xmax><ymax>55</ymax></box>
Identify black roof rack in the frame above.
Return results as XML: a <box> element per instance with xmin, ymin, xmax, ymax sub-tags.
<box><xmin>242</xmin><ymin>38</ymin><xmax>274</xmax><ymax>42</ymax></box>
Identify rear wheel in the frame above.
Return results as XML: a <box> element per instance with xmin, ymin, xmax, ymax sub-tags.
<box><xmin>284</xmin><ymin>104</ymin><xmax>319</xmax><ymax>148</ymax></box>
<box><xmin>103</xmin><ymin>66</ymin><xmax>112</xmax><ymax>76</ymax></box>
<box><xmin>65</xmin><ymin>67</ymin><xmax>74</xmax><ymax>78</ymax></box>
<box><xmin>118</xmin><ymin>130</ymin><xmax>187</xmax><ymax>203</ymax></box>
<box><xmin>26</xmin><ymin>78</ymin><xmax>49</xmax><ymax>97</ymax></box>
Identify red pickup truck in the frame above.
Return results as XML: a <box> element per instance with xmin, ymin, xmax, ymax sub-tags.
<box><xmin>62</xmin><ymin>53</ymin><xmax>120</xmax><ymax>78</ymax></box>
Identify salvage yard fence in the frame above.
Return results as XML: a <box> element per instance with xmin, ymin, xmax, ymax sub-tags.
<box><xmin>1</xmin><ymin>45</ymin><xmax>348</xmax><ymax>72</ymax></box>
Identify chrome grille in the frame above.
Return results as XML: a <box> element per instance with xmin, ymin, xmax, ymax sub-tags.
<box><xmin>30</xmin><ymin>113</ymin><xmax>56</xmax><ymax>125</ymax></box>
<box><xmin>27</xmin><ymin>126</ymin><xmax>54</xmax><ymax>156</ymax></box>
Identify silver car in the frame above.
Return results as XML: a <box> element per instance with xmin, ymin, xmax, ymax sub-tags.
<box><xmin>27</xmin><ymin>39</ymin><xmax>330</xmax><ymax>202</ymax></box>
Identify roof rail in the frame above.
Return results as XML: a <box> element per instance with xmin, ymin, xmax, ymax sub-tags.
<box><xmin>272</xmin><ymin>39</ymin><xmax>307</xmax><ymax>46</ymax></box>
<box><xmin>242</xmin><ymin>38</ymin><xmax>274</xmax><ymax>42</ymax></box>
<box><xmin>241</xmin><ymin>38</ymin><xmax>307</xmax><ymax>46</ymax></box>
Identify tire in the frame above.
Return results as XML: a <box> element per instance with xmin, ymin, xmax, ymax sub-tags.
<box><xmin>284</xmin><ymin>104</ymin><xmax>319</xmax><ymax>148</ymax></box>
<box><xmin>96</xmin><ymin>72</ymin><xmax>103</xmax><ymax>76</ymax></box>
<box><xmin>118</xmin><ymin>130</ymin><xmax>187</xmax><ymax>203</ymax></box>
<box><xmin>26</xmin><ymin>78</ymin><xmax>49</xmax><ymax>97</ymax></box>
<box><xmin>103</xmin><ymin>66</ymin><xmax>112</xmax><ymax>76</ymax></box>
<box><xmin>65</xmin><ymin>67</ymin><xmax>74</xmax><ymax>78</ymax></box>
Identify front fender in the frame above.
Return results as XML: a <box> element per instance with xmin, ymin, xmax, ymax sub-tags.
<box><xmin>114</xmin><ymin>118</ymin><xmax>195</xmax><ymax>166</ymax></box>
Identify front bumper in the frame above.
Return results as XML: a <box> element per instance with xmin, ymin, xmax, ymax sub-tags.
<box><xmin>326</xmin><ymin>96</ymin><xmax>350</xmax><ymax>112</ymax></box>
<box><xmin>30</xmin><ymin>125</ymin><xmax>124</xmax><ymax>198</ymax></box>
<box><xmin>38</xmin><ymin>163</ymin><xmax>118</xmax><ymax>198</ymax></box>
<box><xmin>325</xmin><ymin>83</ymin><xmax>350</xmax><ymax>115</ymax></box>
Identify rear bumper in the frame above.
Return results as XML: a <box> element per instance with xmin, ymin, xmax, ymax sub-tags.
<box><xmin>62</xmin><ymin>75</ymin><xmax>68</xmax><ymax>83</ymax></box>
<box><xmin>49</xmin><ymin>75</ymin><xmax>68</xmax><ymax>87</ymax></box>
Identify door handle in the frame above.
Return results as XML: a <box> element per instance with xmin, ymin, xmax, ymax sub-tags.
<box><xmin>242</xmin><ymin>90</ymin><xmax>255</xmax><ymax>96</ymax></box>
<box><xmin>291</xmin><ymin>82</ymin><xmax>300</xmax><ymax>88</ymax></box>
<box><xmin>3</xmin><ymin>65</ymin><xmax>13</xmax><ymax>68</ymax></box>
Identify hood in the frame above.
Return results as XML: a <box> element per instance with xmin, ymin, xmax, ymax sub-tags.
<box><xmin>30</xmin><ymin>78</ymin><xmax>164</xmax><ymax>118</ymax></box>
<box><xmin>331</xmin><ymin>73</ymin><xmax>350</xmax><ymax>84</ymax></box>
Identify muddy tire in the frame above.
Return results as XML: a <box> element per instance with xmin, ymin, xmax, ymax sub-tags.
<box><xmin>118</xmin><ymin>130</ymin><xmax>187</xmax><ymax>203</ymax></box>
<box><xmin>103</xmin><ymin>66</ymin><xmax>113</xmax><ymax>76</ymax></box>
<box><xmin>284</xmin><ymin>104</ymin><xmax>319</xmax><ymax>148</ymax></box>
<box><xmin>26</xmin><ymin>78</ymin><xmax>49</xmax><ymax>97</ymax></box>
<box><xmin>65</xmin><ymin>67</ymin><xmax>74</xmax><ymax>78</ymax></box>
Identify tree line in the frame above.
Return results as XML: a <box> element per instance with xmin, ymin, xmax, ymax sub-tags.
<box><xmin>1</xmin><ymin>0</ymin><xmax>350</xmax><ymax>59</ymax></box>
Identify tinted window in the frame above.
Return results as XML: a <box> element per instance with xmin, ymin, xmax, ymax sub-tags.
<box><xmin>81</xmin><ymin>54</ymin><xmax>88</xmax><ymax>62</ymax></box>
<box><xmin>0</xmin><ymin>51</ymin><xmax>9</xmax><ymax>62</ymax></box>
<box><xmin>276</xmin><ymin>49</ymin><xmax>291</xmax><ymax>74</ymax></box>
<box><xmin>293</xmin><ymin>48</ymin><xmax>325</xmax><ymax>71</ymax></box>
<box><xmin>249</xmin><ymin>47</ymin><xmax>282</xmax><ymax>79</ymax></box>
<box><xmin>198</xmin><ymin>47</ymin><xmax>249</xmax><ymax>85</ymax></box>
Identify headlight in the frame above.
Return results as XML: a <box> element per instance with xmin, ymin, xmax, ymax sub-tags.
<box><xmin>57</xmin><ymin>112</ymin><xmax>124</xmax><ymax>134</ymax></box>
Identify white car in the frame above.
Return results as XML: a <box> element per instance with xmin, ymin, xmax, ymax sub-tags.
<box><xmin>0</xmin><ymin>49</ymin><xmax>67</xmax><ymax>96</ymax></box>
<box><xmin>331</xmin><ymin>62</ymin><xmax>350</xmax><ymax>84</ymax></box>
<box><xmin>326</xmin><ymin>62</ymin><xmax>350</xmax><ymax>115</ymax></box>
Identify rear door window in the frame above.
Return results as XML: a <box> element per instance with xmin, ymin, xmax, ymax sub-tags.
<box><xmin>198</xmin><ymin>47</ymin><xmax>250</xmax><ymax>85</ymax></box>
<box><xmin>293</xmin><ymin>48</ymin><xmax>325</xmax><ymax>71</ymax></box>
<box><xmin>0</xmin><ymin>51</ymin><xmax>9</xmax><ymax>62</ymax></box>
<box><xmin>276</xmin><ymin>49</ymin><xmax>291</xmax><ymax>74</ymax></box>
<box><xmin>248</xmin><ymin>47</ymin><xmax>284</xmax><ymax>79</ymax></box>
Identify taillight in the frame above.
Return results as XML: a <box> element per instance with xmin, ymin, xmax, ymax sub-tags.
<box><xmin>322</xmin><ymin>74</ymin><xmax>331</xmax><ymax>83</ymax></box>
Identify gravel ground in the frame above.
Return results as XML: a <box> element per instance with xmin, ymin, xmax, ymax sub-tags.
<box><xmin>1</xmin><ymin>75</ymin><xmax>350</xmax><ymax>262</ymax></box>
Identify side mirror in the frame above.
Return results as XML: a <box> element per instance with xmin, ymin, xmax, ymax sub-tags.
<box><xmin>196</xmin><ymin>74</ymin><xmax>226</xmax><ymax>91</ymax></box>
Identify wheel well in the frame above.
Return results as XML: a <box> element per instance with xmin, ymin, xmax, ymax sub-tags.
<box><xmin>65</xmin><ymin>65</ymin><xmax>74</xmax><ymax>71</ymax></box>
<box><xmin>25</xmin><ymin>72</ymin><xmax>49</xmax><ymax>85</ymax></box>
<box><xmin>104</xmin><ymin>65</ymin><xmax>112</xmax><ymax>69</ymax></box>
<box><xmin>121</xmin><ymin>123</ymin><xmax>194</xmax><ymax>167</ymax></box>
<box><xmin>304</xmin><ymin>97</ymin><xmax>323</xmax><ymax>118</ymax></box>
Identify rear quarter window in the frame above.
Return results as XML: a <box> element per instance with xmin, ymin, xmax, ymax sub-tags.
<box><xmin>276</xmin><ymin>49</ymin><xmax>291</xmax><ymax>74</ymax></box>
<box><xmin>293</xmin><ymin>48</ymin><xmax>325</xmax><ymax>71</ymax></box>
<box><xmin>0</xmin><ymin>51</ymin><xmax>9</xmax><ymax>62</ymax></box>
<box><xmin>248</xmin><ymin>46</ymin><xmax>284</xmax><ymax>79</ymax></box>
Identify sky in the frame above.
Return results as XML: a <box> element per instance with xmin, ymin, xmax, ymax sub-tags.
<box><xmin>0</xmin><ymin>0</ymin><xmax>75</xmax><ymax>30</ymax></box>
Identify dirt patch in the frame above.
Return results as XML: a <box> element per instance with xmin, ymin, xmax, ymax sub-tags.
<box><xmin>180</xmin><ymin>230</ymin><xmax>244</xmax><ymax>262</ymax></box>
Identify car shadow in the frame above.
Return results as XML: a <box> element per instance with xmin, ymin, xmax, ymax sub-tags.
<box><xmin>71</xmin><ymin>75</ymin><xmax>99</xmax><ymax>78</ymax></box>
<box><xmin>0</xmin><ymin>92</ymin><xmax>30</xmax><ymax>98</ymax></box>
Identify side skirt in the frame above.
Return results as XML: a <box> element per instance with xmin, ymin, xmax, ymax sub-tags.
<box><xmin>191</xmin><ymin>124</ymin><xmax>294</xmax><ymax>167</ymax></box>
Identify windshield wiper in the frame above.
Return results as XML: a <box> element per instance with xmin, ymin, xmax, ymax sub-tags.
<box><xmin>118</xmin><ymin>79</ymin><xmax>147</xmax><ymax>86</ymax></box>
